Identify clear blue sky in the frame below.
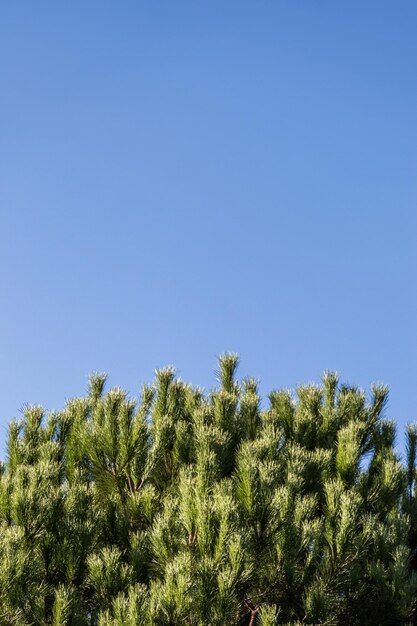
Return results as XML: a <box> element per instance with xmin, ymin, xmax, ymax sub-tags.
<box><xmin>1</xmin><ymin>2</ymin><xmax>416</xmax><ymax>454</ymax></box>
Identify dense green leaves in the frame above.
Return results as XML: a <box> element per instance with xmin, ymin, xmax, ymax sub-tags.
<box><xmin>0</xmin><ymin>355</ymin><xmax>416</xmax><ymax>625</ymax></box>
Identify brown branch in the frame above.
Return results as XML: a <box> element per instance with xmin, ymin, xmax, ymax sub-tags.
<box><xmin>248</xmin><ymin>608</ymin><xmax>258</xmax><ymax>626</ymax></box>
<box><xmin>244</xmin><ymin>599</ymin><xmax>259</xmax><ymax>626</ymax></box>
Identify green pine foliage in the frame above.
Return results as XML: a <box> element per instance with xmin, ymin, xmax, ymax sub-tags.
<box><xmin>1</xmin><ymin>355</ymin><xmax>417</xmax><ymax>625</ymax></box>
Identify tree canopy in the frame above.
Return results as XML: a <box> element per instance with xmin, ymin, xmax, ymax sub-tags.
<box><xmin>1</xmin><ymin>355</ymin><xmax>417</xmax><ymax>625</ymax></box>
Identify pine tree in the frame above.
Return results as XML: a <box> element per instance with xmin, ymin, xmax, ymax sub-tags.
<box><xmin>0</xmin><ymin>355</ymin><xmax>416</xmax><ymax>625</ymax></box>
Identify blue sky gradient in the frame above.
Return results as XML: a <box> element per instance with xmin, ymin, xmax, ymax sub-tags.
<box><xmin>1</xmin><ymin>1</ymin><xmax>416</xmax><ymax>453</ymax></box>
